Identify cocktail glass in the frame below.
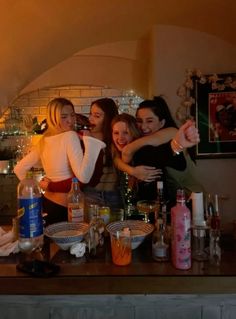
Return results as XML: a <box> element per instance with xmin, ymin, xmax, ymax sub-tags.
<box><xmin>136</xmin><ymin>200</ymin><xmax>158</xmax><ymax>223</ymax></box>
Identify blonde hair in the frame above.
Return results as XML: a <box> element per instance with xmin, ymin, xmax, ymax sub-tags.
<box><xmin>39</xmin><ymin>97</ymin><xmax>75</xmax><ymax>151</ymax></box>
<box><xmin>46</xmin><ymin>97</ymin><xmax>74</xmax><ymax>135</ymax></box>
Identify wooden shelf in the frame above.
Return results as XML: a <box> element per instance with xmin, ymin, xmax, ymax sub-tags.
<box><xmin>0</xmin><ymin>235</ymin><xmax>236</xmax><ymax>295</ymax></box>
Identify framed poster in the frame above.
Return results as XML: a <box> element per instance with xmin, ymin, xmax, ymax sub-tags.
<box><xmin>194</xmin><ymin>73</ymin><xmax>236</xmax><ymax>158</ymax></box>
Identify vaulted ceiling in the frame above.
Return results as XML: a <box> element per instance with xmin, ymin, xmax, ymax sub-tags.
<box><xmin>0</xmin><ymin>0</ymin><xmax>235</xmax><ymax>107</ymax></box>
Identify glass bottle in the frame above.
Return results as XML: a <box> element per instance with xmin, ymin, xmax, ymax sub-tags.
<box><xmin>67</xmin><ymin>177</ymin><xmax>84</xmax><ymax>222</ymax></box>
<box><xmin>191</xmin><ymin>192</ymin><xmax>208</xmax><ymax>261</ymax></box>
<box><xmin>209</xmin><ymin>194</ymin><xmax>221</xmax><ymax>265</ymax></box>
<box><xmin>156</xmin><ymin>179</ymin><xmax>164</xmax><ymax>220</ymax></box>
<box><xmin>17</xmin><ymin>170</ymin><xmax>44</xmax><ymax>253</ymax></box>
<box><xmin>206</xmin><ymin>193</ymin><xmax>215</xmax><ymax>227</ymax></box>
<box><xmin>152</xmin><ymin>218</ymin><xmax>169</xmax><ymax>262</ymax></box>
<box><xmin>212</xmin><ymin>194</ymin><xmax>221</xmax><ymax>229</ymax></box>
<box><xmin>121</xmin><ymin>172</ymin><xmax>138</xmax><ymax>220</ymax></box>
<box><xmin>209</xmin><ymin>228</ymin><xmax>221</xmax><ymax>266</ymax></box>
<box><xmin>86</xmin><ymin>206</ymin><xmax>105</xmax><ymax>257</ymax></box>
<box><xmin>171</xmin><ymin>189</ymin><xmax>191</xmax><ymax>270</ymax></box>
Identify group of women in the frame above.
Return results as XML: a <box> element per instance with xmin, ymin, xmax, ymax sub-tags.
<box><xmin>14</xmin><ymin>96</ymin><xmax>203</xmax><ymax>225</ymax></box>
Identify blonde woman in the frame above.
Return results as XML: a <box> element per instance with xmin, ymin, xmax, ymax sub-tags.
<box><xmin>14</xmin><ymin>97</ymin><xmax>105</xmax><ymax>225</ymax></box>
<box><xmin>36</xmin><ymin>98</ymin><xmax>123</xmax><ymax>211</ymax></box>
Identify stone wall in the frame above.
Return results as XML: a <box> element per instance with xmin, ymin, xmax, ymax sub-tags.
<box><xmin>11</xmin><ymin>85</ymin><xmax>142</xmax><ymax>124</ymax></box>
<box><xmin>0</xmin><ymin>294</ymin><xmax>236</xmax><ymax>319</ymax></box>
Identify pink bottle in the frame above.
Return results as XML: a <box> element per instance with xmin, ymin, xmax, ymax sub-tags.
<box><xmin>171</xmin><ymin>189</ymin><xmax>191</xmax><ymax>270</ymax></box>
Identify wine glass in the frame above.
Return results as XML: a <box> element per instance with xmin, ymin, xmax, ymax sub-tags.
<box><xmin>136</xmin><ymin>200</ymin><xmax>158</xmax><ymax>223</ymax></box>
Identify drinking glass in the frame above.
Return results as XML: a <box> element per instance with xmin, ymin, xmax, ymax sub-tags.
<box><xmin>110</xmin><ymin>232</ymin><xmax>131</xmax><ymax>266</ymax></box>
<box><xmin>110</xmin><ymin>208</ymin><xmax>124</xmax><ymax>222</ymax></box>
<box><xmin>210</xmin><ymin>229</ymin><xmax>221</xmax><ymax>266</ymax></box>
<box><xmin>136</xmin><ymin>200</ymin><xmax>158</xmax><ymax>223</ymax></box>
<box><xmin>192</xmin><ymin>225</ymin><xmax>209</xmax><ymax>261</ymax></box>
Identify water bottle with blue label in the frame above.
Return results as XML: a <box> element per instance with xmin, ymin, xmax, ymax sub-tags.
<box><xmin>17</xmin><ymin>171</ymin><xmax>44</xmax><ymax>253</ymax></box>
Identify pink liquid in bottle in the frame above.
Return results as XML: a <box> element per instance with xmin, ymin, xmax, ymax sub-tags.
<box><xmin>171</xmin><ymin>189</ymin><xmax>191</xmax><ymax>270</ymax></box>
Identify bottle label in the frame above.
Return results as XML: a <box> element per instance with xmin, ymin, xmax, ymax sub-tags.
<box><xmin>171</xmin><ymin>208</ymin><xmax>191</xmax><ymax>269</ymax></box>
<box><xmin>152</xmin><ymin>244</ymin><xmax>168</xmax><ymax>258</ymax></box>
<box><xmin>98</xmin><ymin>207</ymin><xmax>110</xmax><ymax>225</ymax></box>
<box><xmin>68</xmin><ymin>203</ymin><xmax>84</xmax><ymax>222</ymax></box>
<box><xmin>19</xmin><ymin>198</ymin><xmax>43</xmax><ymax>238</ymax></box>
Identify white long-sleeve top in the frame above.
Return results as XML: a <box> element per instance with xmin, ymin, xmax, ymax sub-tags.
<box><xmin>14</xmin><ymin>131</ymin><xmax>106</xmax><ymax>184</ymax></box>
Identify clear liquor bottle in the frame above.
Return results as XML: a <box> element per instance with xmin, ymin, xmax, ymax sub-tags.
<box><xmin>156</xmin><ymin>179</ymin><xmax>164</xmax><ymax>220</ymax></box>
<box><xmin>209</xmin><ymin>194</ymin><xmax>221</xmax><ymax>265</ymax></box>
<box><xmin>152</xmin><ymin>218</ymin><xmax>169</xmax><ymax>262</ymax></box>
<box><xmin>67</xmin><ymin>177</ymin><xmax>85</xmax><ymax>222</ymax></box>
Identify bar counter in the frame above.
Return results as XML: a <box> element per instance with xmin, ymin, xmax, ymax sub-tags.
<box><xmin>1</xmin><ymin>234</ymin><xmax>236</xmax><ymax>295</ymax></box>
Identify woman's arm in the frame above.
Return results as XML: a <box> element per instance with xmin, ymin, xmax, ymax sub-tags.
<box><xmin>170</xmin><ymin>120</ymin><xmax>200</xmax><ymax>153</ymax></box>
<box><xmin>66</xmin><ymin>133</ymin><xmax>106</xmax><ymax>184</ymax></box>
<box><xmin>122</xmin><ymin>127</ymin><xmax>177</xmax><ymax>163</ymax></box>
<box><xmin>122</xmin><ymin>121</ymin><xmax>199</xmax><ymax>163</ymax></box>
<box><xmin>42</xmin><ymin>148</ymin><xmax>104</xmax><ymax>192</ymax></box>
<box><xmin>113</xmin><ymin>155</ymin><xmax>161</xmax><ymax>182</ymax></box>
<box><xmin>14</xmin><ymin>147</ymin><xmax>41</xmax><ymax>180</ymax></box>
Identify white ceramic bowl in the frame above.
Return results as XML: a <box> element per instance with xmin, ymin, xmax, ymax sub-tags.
<box><xmin>44</xmin><ymin>221</ymin><xmax>89</xmax><ymax>250</ymax></box>
<box><xmin>106</xmin><ymin>220</ymin><xmax>154</xmax><ymax>249</ymax></box>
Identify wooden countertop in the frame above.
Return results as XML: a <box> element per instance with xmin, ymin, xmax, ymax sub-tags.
<box><xmin>0</xmin><ymin>234</ymin><xmax>236</xmax><ymax>295</ymax></box>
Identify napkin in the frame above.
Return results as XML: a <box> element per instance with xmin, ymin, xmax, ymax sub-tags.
<box><xmin>0</xmin><ymin>227</ymin><xmax>19</xmax><ymax>256</ymax></box>
<box><xmin>70</xmin><ymin>242</ymin><xmax>86</xmax><ymax>258</ymax></box>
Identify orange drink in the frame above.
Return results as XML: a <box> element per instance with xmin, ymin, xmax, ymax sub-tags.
<box><xmin>110</xmin><ymin>232</ymin><xmax>131</xmax><ymax>266</ymax></box>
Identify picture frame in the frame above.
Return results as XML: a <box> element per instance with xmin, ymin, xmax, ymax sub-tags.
<box><xmin>193</xmin><ymin>72</ymin><xmax>236</xmax><ymax>159</ymax></box>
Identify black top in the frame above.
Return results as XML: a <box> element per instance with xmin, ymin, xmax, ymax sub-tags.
<box><xmin>133</xmin><ymin>141</ymin><xmax>186</xmax><ymax>206</ymax></box>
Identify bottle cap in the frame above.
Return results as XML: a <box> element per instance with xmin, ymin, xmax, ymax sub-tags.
<box><xmin>72</xmin><ymin>177</ymin><xmax>79</xmax><ymax>183</ymax></box>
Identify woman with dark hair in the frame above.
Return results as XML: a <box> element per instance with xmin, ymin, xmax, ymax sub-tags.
<box><xmin>111</xmin><ymin>111</ymin><xmax>200</xmax><ymax>221</ymax></box>
<box><xmin>141</xmin><ymin>96</ymin><xmax>178</xmax><ymax>128</ymax></box>
<box><xmin>81</xmin><ymin>97</ymin><xmax>123</xmax><ymax>209</ymax></box>
<box><xmin>121</xmin><ymin>96</ymin><xmax>204</xmax><ymax>204</ymax></box>
<box><xmin>121</xmin><ymin>97</ymin><xmax>178</xmax><ymax>165</ymax></box>
<box><xmin>88</xmin><ymin>98</ymin><xmax>118</xmax><ymax>168</ymax></box>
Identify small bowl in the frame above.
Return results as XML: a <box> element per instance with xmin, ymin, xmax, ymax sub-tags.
<box><xmin>106</xmin><ymin>220</ymin><xmax>154</xmax><ymax>249</ymax></box>
<box><xmin>44</xmin><ymin>222</ymin><xmax>89</xmax><ymax>250</ymax></box>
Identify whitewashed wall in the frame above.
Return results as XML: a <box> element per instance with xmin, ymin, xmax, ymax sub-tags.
<box><xmin>149</xmin><ymin>25</ymin><xmax>236</xmax><ymax>229</ymax></box>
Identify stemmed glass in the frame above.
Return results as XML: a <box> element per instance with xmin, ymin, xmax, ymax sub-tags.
<box><xmin>136</xmin><ymin>200</ymin><xmax>159</xmax><ymax>223</ymax></box>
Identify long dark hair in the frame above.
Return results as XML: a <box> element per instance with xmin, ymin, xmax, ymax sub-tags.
<box><xmin>136</xmin><ymin>96</ymin><xmax>178</xmax><ymax>129</ymax></box>
<box><xmin>91</xmin><ymin>98</ymin><xmax>119</xmax><ymax>165</ymax></box>
<box><xmin>138</xmin><ymin>96</ymin><xmax>196</xmax><ymax>161</ymax></box>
